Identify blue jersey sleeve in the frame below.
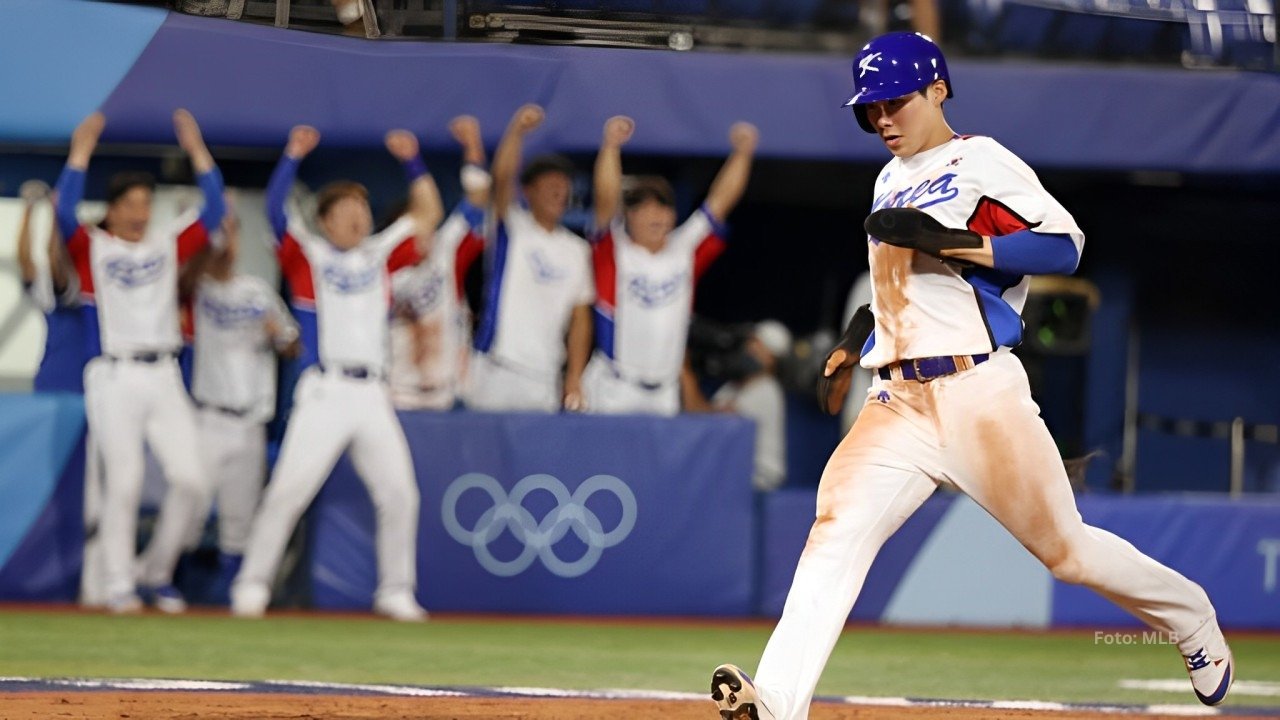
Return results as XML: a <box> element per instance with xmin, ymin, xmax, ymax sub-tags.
<box><xmin>266</xmin><ymin>155</ymin><xmax>300</xmax><ymax>241</ymax></box>
<box><xmin>53</xmin><ymin>165</ymin><xmax>86</xmax><ymax>241</ymax></box>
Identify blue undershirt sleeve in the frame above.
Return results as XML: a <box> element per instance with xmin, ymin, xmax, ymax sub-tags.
<box><xmin>989</xmin><ymin>229</ymin><xmax>1079</xmax><ymax>275</ymax></box>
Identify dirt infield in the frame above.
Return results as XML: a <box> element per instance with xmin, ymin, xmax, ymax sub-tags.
<box><xmin>0</xmin><ymin>693</ymin><xmax>1208</xmax><ymax>719</ymax></box>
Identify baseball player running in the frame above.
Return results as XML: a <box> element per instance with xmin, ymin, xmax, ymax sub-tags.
<box><xmin>712</xmin><ymin>32</ymin><xmax>1232</xmax><ymax>718</ymax></box>
<box><xmin>388</xmin><ymin>116</ymin><xmax>488</xmax><ymax>410</ymax></box>
<box><xmin>231</xmin><ymin>125</ymin><xmax>442</xmax><ymax>621</ymax></box>
<box><xmin>55</xmin><ymin>110</ymin><xmax>225</xmax><ymax>613</ymax></box>
<box><xmin>465</xmin><ymin>104</ymin><xmax>595</xmax><ymax>413</ymax></box>
<box><xmin>583</xmin><ymin>116</ymin><xmax>756</xmax><ymax>416</ymax></box>
<box><xmin>138</xmin><ymin>203</ymin><xmax>300</xmax><ymax>607</ymax></box>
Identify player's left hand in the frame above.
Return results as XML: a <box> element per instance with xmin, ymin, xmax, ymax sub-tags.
<box><xmin>818</xmin><ymin>303</ymin><xmax>874</xmax><ymax>415</ymax></box>
<box><xmin>384</xmin><ymin>130</ymin><xmax>420</xmax><ymax>162</ymax></box>
<box><xmin>864</xmin><ymin>207</ymin><xmax>983</xmax><ymax>257</ymax></box>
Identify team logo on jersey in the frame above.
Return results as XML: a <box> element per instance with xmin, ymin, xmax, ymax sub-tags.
<box><xmin>626</xmin><ymin>271</ymin><xmax>689</xmax><ymax>308</ymax></box>
<box><xmin>872</xmin><ymin>172</ymin><xmax>960</xmax><ymax>213</ymax></box>
<box><xmin>199</xmin><ymin>295</ymin><xmax>266</xmax><ymax>328</ymax></box>
<box><xmin>528</xmin><ymin>249</ymin><xmax>567</xmax><ymax>284</ymax></box>
<box><xmin>858</xmin><ymin>52</ymin><xmax>882</xmax><ymax>77</ymax></box>
<box><xmin>103</xmin><ymin>254</ymin><xmax>165</xmax><ymax>288</ymax></box>
<box><xmin>948</xmin><ymin>156</ymin><xmax>963</xmax><ymax>167</ymax></box>
<box><xmin>400</xmin><ymin>271</ymin><xmax>445</xmax><ymax>316</ymax></box>
<box><xmin>321</xmin><ymin>263</ymin><xmax>379</xmax><ymax>294</ymax></box>
<box><xmin>441</xmin><ymin>473</ymin><xmax>637</xmax><ymax>578</ymax></box>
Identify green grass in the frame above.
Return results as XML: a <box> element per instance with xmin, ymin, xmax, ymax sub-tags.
<box><xmin>0</xmin><ymin>609</ymin><xmax>1276</xmax><ymax>708</ymax></box>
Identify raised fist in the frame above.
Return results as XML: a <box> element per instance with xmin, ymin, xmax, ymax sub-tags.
<box><xmin>510</xmin><ymin>104</ymin><xmax>545</xmax><ymax>134</ymax></box>
<box><xmin>173</xmin><ymin>109</ymin><xmax>207</xmax><ymax>154</ymax></box>
<box><xmin>286</xmin><ymin>125</ymin><xmax>321</xmax><ymax>159</ymax></box>
<box><xmin>729</xmin><ymin>122</ymin><xmax>759</xmax><ymax>153</ymax></box>
<box><xmin>19</xmin><ymin>179</ymin><xmax>51</xmax><ymax>204</ymax></box>
<box><xmin>603</xmin><ymin>116</ymin><xmax>635</xmax><ymax>146</ymax></box>
<box><xmin>71</xmin><ymin>112</ymin><xmax>107</xmax><ymax>151</ymax></box>
<box><xmin>384</xmin><ymin>129</ymin><xmax>420</xmax><ymax>162</ymax></box>
<box><xmin>449</xmin><ymin>115</ymin><xmax>481</xmax><ymax>147</ymax></box>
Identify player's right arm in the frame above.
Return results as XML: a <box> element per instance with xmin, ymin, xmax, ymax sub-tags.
<box><xmin>703</xmin><ymin>122</ymin><xmax>758</xmax><ymax>223</ymax></box>
<box><xmin>450</xmin><ymin>115</ymin><xmax>492</xmax><ymax>209</ymax></box>
<box><xmin>265</xmin><ymin>125</ymin><xmax>320</xmax><ymax>245</ymax></box>
<box><xmin>491</xmin><ymin>104</ymin><xmax>545</xmax><ymax>220</ymax></box>
<box><xmin>53</xmin><ymin>112</ymin><xmax>105</xmax><ymax>242</ymax></box>
<box><xmin>592</xmin><ymin>116</ymin><xmax>634</xmax><ymax>233</ymax></box>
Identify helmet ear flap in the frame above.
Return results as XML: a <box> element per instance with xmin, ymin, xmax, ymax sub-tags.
<box><xmin>853</xmin><ymin>105</ymin><xmax>875</xmax><ymax>133</ymax></box>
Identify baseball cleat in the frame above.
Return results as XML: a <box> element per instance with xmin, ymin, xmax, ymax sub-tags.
<box><xmin>105</xmin><ymin>592</ymin><xmax>143</xmax><ymax>615</ymax></box>
<box><xmin>229</xmin><ymin>581</ymin><xmax>270</xmax><ymax>618</ymax></box>
<box><xmin>711</xmin><ymin>664</ymin><xmax>772</xmax><ymax>720</ymax></box>
<box><xmin>1185</xmin><ymin>645</ymin><xmax>1234</xmax><ymax>706</ymax></box>
<box><xmin>373</xmin><ymin>591</ymin><xmax>429</xmax><ymax>622</ymax></box>
<box><xmin>141</xmin><ymin>584</ymin><xmax>188</xmax><ymax>614</ymax></box>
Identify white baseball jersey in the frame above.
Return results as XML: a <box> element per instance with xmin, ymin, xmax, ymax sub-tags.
<box><xmin>67</xmin><ymin>208</ymin><xmax>211</xmax><ymax>357</ymax></box>
<box><xmin>592</xmin><ymin>207</ymin><xmax>725</xmax><ymax>385</ymax></box>
<box><xmin>860</xmin><ymin>135</ymin><xmax>1084</xmax><ymax>368</ymax></box>
<box><xmin>277</xmin><ymin>216</ymin><xmax>421</xmax><ymax>373</ymax></box>
<box><xmin>388</xmin><ymin>210</ymin><xmax>484</xmax><ymax>404</ymax></box>
<box><xmin>192</xmin><ymin>274</ymin><xmax>297</xmax><ymax>423</ymax></box>
<box><xmin>473</xmin><ymin>203</ymin><xmax>594</xmax><ymax>376</ymax></box>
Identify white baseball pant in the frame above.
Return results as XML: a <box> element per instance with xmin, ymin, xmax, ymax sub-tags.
<box><xmin>463</xmin><ymin>352</ymin><xmax>560</xmax><ymax>413</ymax></box>
<box><xmin>82</xmin><ymin>356</ymin><xmax>210</xmax><ymax>599</ymax></box>
<box><xmin>234</xmin><ymin>367</ymin><xmax>419</xmax><ymax>600</ymax></box>
<box><xmin>139</xmin><ymin>407</ymin><xmax>267</xmax><ymax>578</ymax></box>
<box><xmin>581</xmin><ymin>354</ymin><xmax>680</xmax><ymax>417</ymax></box>
<box><xmin>752</xmin><ymin>352</ymin><xmax>1218</xmax><ymax>720</ymax></box>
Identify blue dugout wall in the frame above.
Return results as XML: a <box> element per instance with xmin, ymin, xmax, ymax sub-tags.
<box><xmin>3</xmin><ymin>395</ymin><xmax>1278</xmax><ymax>628</ymax></box>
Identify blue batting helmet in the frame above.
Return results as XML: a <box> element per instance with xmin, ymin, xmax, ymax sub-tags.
<box><xmin>843</xmin><ymin>32</ymin><xmax>953</xmax><ymax>133</ymax></box>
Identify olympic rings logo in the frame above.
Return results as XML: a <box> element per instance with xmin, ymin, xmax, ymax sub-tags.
<box><xmin>441</xmin><ymin>473</ymin><xmax>637</xmax><ymax>578</ymax></box>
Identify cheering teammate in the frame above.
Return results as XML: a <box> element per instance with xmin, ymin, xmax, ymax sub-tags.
<box><xmin>712</xmin><ymin>32</ymin><xmax>1232</xmax><ymax>719</ymax></box>
<box><xmin>230</xmin><ymin>125</ymin><xmax>442</xmax><ymax>621</ymax></box>
<box><xmin>465</xmin><ymin>104</ymin><xmax>595</xmax><ymax>413</ymax></box>
<box><xmin>583</xmin><ymin>116</ymin><xmax>756</xmax><ymax>415</ymax></box>
<box><xmin>56</xmin><ymin>110</ymin><xmax>224</xmax><ymax>613</ymax></box>
<box><xmin>387</xmin><ymin>116</ymin><xmax>488</xmax><ymax>410</ymax></box>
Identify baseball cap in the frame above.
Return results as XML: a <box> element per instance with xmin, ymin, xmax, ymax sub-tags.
<box><xmin>754</xmin><ymin>320</ymin><xmax>792</xmax><ymax>358</ymax></box>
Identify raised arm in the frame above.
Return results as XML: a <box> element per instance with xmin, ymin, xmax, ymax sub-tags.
<box><xmin>593</xmin><ymin>116</ymin><xmax>634</xmax><ymax>232</ymax></box>
<box><xmin>266</xmin><ymin>125</ymin><xmax>319</xmax><ymax>242</ymax></box>
<box><xmin>491</xmin><ymin>104</ymin><xmax>545</xmax><ymax>219</ymax></box>
<box><xmin>703</xmin><ymin>122</ymin><xmax>759</xmax><ymax>222</ymax></box>
<box><xmin>173</xmin><ymin>109</ymin><xmax>225</xmax><ymax>234</ymax></box>
<box><xmin>54</xmin><ymin>112</ymin><xmax>105</xmax><ymax>241</ymax></box>
<box><xmin>385</xmin><ymin>129</ymin><xmax>444</xmax><ymax>249</ymax></box>
<box><xmin>449</xmin><ymin>115</ymin><xmax>492</xmax><ymax>209</ymax></box>
<box><xmin>16</xmin><ymin>181</ymin><xmax>50</xmax><ymax>285</ymax></box>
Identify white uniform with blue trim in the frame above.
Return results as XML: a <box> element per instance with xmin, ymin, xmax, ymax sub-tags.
<box><xmin>582</xmin><ymin>208</ymin><xmax>725</xmax><ymax>416</ymax></box>
<box><xmin>72</xmin><ymin>209</ymin><xmax>215</xmax><ymax>603</ymax></box>
<box><xmin>233</xmin><ymin>215</ymin><xmax>424</xmax><ymax>611</ymax></box>
<box><xmin>140</xmin><ymin>273</ymin><xmax>298</xmax><ymax>583</ymax></box>
<box><xmin>389</xmin><ymin>210</ymin><xmax>483</xmax><ymax>410</ymax></box>
<box><xmin>750</xmin><ymin>134</ymin><xmax>1219</xmax><ymax>720</ymax></box>
<box><xmin>861</xmin><ymin>135</ymin><xmax>1083</xmax><ymax>368</ymax></box>
<box><xmin>466</xmin><ymin>203</ymin><xmax>594</xmax><ymax>412</ymax></box>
